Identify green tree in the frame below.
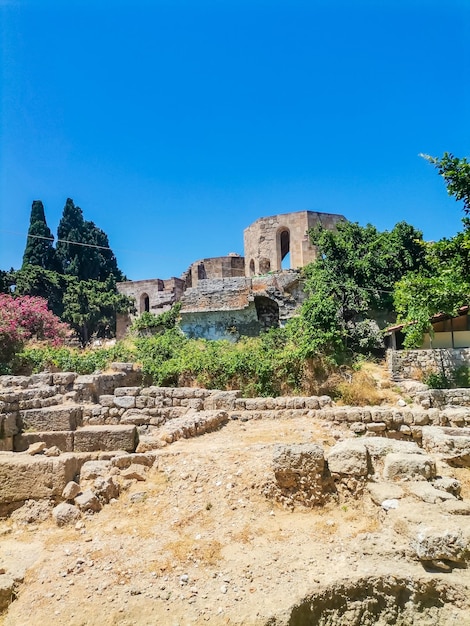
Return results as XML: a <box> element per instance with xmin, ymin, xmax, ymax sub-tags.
<box><xmin>56</xmin><ymin>198</ymin><xmax>124</xmax><ymax>282</ymax></box>
<box><xmin>292</xmin><ymin>220</ymin><xmax>427</xmax><ymax>360</ymax></box>
<box><xmin>13</xmin><ymin>265</ymin><xmax>69</xmax><ymax>318</ymax></box>
<box><xmin>421</xmin><ymin>152</ymin><xmax>470</xmax><ymax>214</ymax></box>
<box><xmin>393</xmin><ymin>153</ymin><xmax>470</xmax><ymax>347</ymax></box>
<box><xmin>394</xmin><ymin>224</ymin><xmax>470</xmax><ymax>347</ymax></box>
<box><xmin>22</xmin><ymin>200</ymin><xmax>59</xmax><ymax>271</ymax></box>
<box><xmin>62</xmin><ymin>275</ymin><xmax>134</xmax><ymax>345</ymax></box>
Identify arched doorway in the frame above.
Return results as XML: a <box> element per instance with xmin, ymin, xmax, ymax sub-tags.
<box><xmin>278</xmin><ymin>228</ymin><xmax>290</xmax><ymax>269</ymax></box>
<box><xmin>140</xmin><ymin>293</ymin><xmax>150</xmax><ymax>313</ymax></box>
<box><xmin>249</xmin><ymin>259</ymin><xmax>255</xmax><ymax>276</ymax></box>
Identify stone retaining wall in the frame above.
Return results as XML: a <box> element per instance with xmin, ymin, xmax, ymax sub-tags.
<box><xmin>2</xmin><ymin>370</ymin><xmax>470</xmax><ymax>455</ymax></box>
<box><xmin>387</xmin><ymin>347</ymin><xmax>470</xmax><ymax>381</ymax></box>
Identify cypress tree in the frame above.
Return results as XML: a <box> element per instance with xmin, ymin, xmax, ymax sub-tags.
<box><xmin>56</xmin><ymin>198</ymin><xmax>124</xmax><ymax>282</ymax></box>
<box><xmin>22</xmin><ymin>200</ymin><xmax>58</xmax><ymax>270</ymax></box>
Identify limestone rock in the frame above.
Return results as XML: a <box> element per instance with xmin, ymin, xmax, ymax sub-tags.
<box><xmin>326</xmin><ymin>440</ymin><xmax>369</xmax><ymax>476</ymax></box>
<box><xmin>271</xmin><ymin>443</ymin><xmax>325</xmax><ymax>506</ymax></box>
<box><xmin>157</xmin><ymin>410</ymin><xmax>228</xmax><ymax>445</ymax></box>
<box><xmin>93</xmin><ymin>476</ymin><xmax>120</xmax><ymax>502</ymax></box>
<box><xmin>433</xmin><ymin>476</ymin><xmax>461</xmax><ymax>497</ymax></box>
<box><xmin>405</xmin><ymin>481</ymin><xmax>457</xmax><ymax>504</ymax></box>
<box><xmin>10</xmin><ymin>499</ymin><xmax>52</xmax><ymax>524</ymax></box>
<box><xmin>26</xmin><ymin>441</ymin><xmax>46</xmax><ymax>456</ymax></box>
<box><xmin>52</xmin><ymin>502</ymin><xmax>81</xmax><ymax>526</ymax></box>
<box><xmin>411</xmin><ymin>525</ymin><xmax>470</xmax><ymax>565</ymax></box>
<box><xmin>440</xmin><ymin>500</ymin><xmax>470</xmax><ymax>515</ymax></box>
<box><xmin>367</xmin><ymin>482</ymin><xmax>405</xmax><ymax>506</ymax></box>
<box><xmin>62</xmin><ymin>481</ymin><xmax>81</xmax><ymax>500</ymax></box>
<box><xmin>383</xmin><ymin>453</ymin><xmax>436</xmax><ymax>482</ymax></box>
<box><xmin>75</xmin><ymin>489</ymin><xmax>102</xmax><ymax>513</ymax></box>
<box><xmin>44</xmin><ymin>446</ymin><xmax>61</xmax><ymax>457</ymax></box>
<box><xmin>421</xmin><ymin>426</ymin><xmax>470</xmax><ymax>467</ymax></box>
<box><xmin>19</xmin><ymin>406</ymin><xmax>81</xmax><ymax>432</ymax></box>
<box><xmin>121</xmin><ymin>464</ymin><xmax>148</xmax><ymax>481</ymax></box>
<box><xmin>80</xmin><ymin>460</ymin><xmax>111</xmax><ymax>480</ymax></box>
<box><xmin>111</xmin><ymin>453</ymin><xmax>155</xmax><ymax>470</ymax></box>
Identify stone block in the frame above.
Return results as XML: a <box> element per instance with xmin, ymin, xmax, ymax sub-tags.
<box><xmin>0</xmin><ymin>413</ymin><xmax>18</xmax><ymax>438</ymax></box>
<box><xmin>367</xmin><ymin>482</ymin><xmax>405</xmax><ymax>505</ymax></box>
<box><xmin>13</xmin><ymin>431</ymin><xmax>74</xmax><ymax>452</ymax></box>
<box><xmin>80</xmin><ymin>460</ymin><xmax>112</xmax><ymax>480</ymax></box>
<box><xmin>99</xmin><ymin>395</ymin><xmax>115</xmax><ymax>407</ymax></box>
<box><xmin>383</xmin><ymin>452</ymin><xmax>436</xmax><ymax>482</ymax></box>
<box><xmin>73</xmin><ymin>425</ymin><xmax>138</xmax><ymax>453</ymax></box>
<box><xmin>421</xmin><ymin>426</ymin><xmax>470</xmax><ymax>467</ymax></box>
<box><xmin>0</xmin><ymin>453</ymin><xmax>83</xmax><ymax>505</ymax></box>
<box><xmin>114</xmin><ymin>396</ymin><xmax>136</xmax><ymax>409</ymax></box>
<box><xmin>19</xmin><ymin>406</ymin><xmax>81</xmax><ymax>432</ymax></box>
<box><xmin>327</xmin><ymin>440</ymin><xmax>369</xmax><ymax>476</ymax></box>
<box><xmin>272</xmin><ymin>443</ymin><xmax>325</xmax><ymax>506</ymax></box>
<box><xmin>115</xmin><ymin>386</ymin><xmax>141</xmax><ymax>397</ymax></box>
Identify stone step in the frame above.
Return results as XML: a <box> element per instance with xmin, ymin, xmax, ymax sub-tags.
<box><xmin>19</xmin><ymin>406</ymin><xmax>81</xmax><ymax>432</ymax></box>
<box><xmin>73</xmin><ymin>425</ymin><xmax>138</xmax><ymax>453</ymax></box>
<box><xmin>14</xmin><ymin>431</ymin><xmax>74</xmax><ymax>453</ymax></box>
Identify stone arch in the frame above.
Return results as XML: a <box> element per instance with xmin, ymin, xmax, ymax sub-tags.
<box><xmin>249</xmin><ymin>259</ymin><xmax>255</xmax><ymax>276</ymax></box>
<box><xmin>277</xmin><ymin>227</ymin><xmax>290</xmax><ymax>269</ymax></box>
<box><xmin>140</xmin><ymin>293</ymin><xmax>150</xmax><ymax>313</ymax></box>
<box><xmin>259</xmin><ymin>258</ymin><xmax>271</xmax><ymax>274</ymax></box>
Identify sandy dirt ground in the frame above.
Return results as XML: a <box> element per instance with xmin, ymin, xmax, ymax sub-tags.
<box><xmin>1</xmin><ymin>417</ymin><xmax>470</xmax><ymax>626</ymax></box>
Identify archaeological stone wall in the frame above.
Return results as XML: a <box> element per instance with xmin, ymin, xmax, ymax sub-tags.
<box><xmin>387</xmin><ymin>348</ymin><xmax>470</xmax><ymax>381</ymax></box>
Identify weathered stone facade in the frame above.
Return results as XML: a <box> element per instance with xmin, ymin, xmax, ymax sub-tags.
<box><xmin>243</xmin><ymin>210</ymin><xmax>345</xmax><ymax>276</ymax></box>
<box><xmin>116</xmin><ymin>210</ymin><xmax>344</xmax><ymax>339</ymax></box>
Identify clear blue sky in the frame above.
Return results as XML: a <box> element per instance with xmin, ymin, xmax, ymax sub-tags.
<box><xmin>1</xmin><ymin>0</ymin><xmax>469</xmax><ymax>281</ymax></box>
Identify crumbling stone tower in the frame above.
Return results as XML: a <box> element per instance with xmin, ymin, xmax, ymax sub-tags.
<box><xmin>243</xmin><ymin>210</ymin><xmax>345</xmax><ymax>276</ymax></box>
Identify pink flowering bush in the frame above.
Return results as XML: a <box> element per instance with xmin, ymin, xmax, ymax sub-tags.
<box><xmin>0</xmin><ymin>294</ymin><xmax>69</xmax><ymax>365</ymax></box>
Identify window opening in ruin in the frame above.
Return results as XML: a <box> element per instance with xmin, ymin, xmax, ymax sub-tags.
<box><xmin>279</xmin><ymin>228</ymin><xmax>291</xmax><ymax>270</ymax></box>
<box><xmin>249</xmin><ymin>259</ymin><xmax>255</xmax><ymax>276</ymax></box>
<box><xmin>197</xmin><ymin>262</ymin><xmax>207</xmax><ymax>280</ymax></box>
<box><xmin>254</xmin><ymin>296</ymin><xmax>279</xmax><ymax>331</ymax></box>
<box><xmin>140</xmin><ymin>293</ymin><xmax>150</xmax><ymax>313</ymax></box>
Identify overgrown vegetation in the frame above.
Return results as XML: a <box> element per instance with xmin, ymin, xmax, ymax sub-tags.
<box><xmin>3</xmin><ymin>153</ymin><xmax>470</xmax><ymax>394</ymax></box>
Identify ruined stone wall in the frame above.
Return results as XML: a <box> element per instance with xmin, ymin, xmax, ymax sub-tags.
<box><xmin>187</xmin><ymin>255</ymin><xmax>245</xmax><ymax>288</ymax></box>
<box><xmin>387</xmin><ymin>348</ymin><xmax>470</xmax><ymax>381</ymax></box>
<box><xmin>244</xmin><ymin>210</ymin><xmax>345</xmax><ymax>276</ymax></box>
<box><xmin>116</xmin><ymin>277</ymin><xmax>186</xmax><ymax>338</ymax></box>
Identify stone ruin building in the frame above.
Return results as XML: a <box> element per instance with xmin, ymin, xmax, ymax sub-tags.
<box><xmin>117</xmin><ymin>210</ymin><xmax>345</xmax><ymax>340</ymax></box>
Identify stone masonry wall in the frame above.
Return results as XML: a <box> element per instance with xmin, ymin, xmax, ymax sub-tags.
<box><xmin>387</xmin><ymin>348</ymin><xmax>470</xmax><ymax>381</ymax></box>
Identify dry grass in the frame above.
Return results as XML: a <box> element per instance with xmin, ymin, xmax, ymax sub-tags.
<box><xmin>335</xmin><ymin>369</ymin><xmax>399</xmax><ymax>406</ymax></box>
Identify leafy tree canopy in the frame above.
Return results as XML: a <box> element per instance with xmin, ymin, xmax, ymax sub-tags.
<box><xmin>393</xmin><ymin>154</ymin><xmax>470</xmax><ymax>347</ymax></box>
<box><xmin>421</xmin><ymin>152</ymin><xmax>470</xmax><ymax>214</ymax></box>
<box><xmin>291</xmin><ymin>220</ymin><xmax>427</xmax><ymax>361</ymax></box>
<box><xmin>62</xmin><ymin>275</ymin><xmax>134</xmax><ymax>346</ymax></box>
